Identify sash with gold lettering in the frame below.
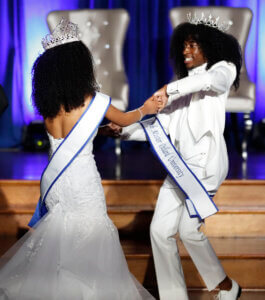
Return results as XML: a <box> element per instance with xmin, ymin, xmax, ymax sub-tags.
<box><xmin>28</xmin><ymin>92</ymin><xmax>111</xmax><ymax>227</ymax></box>
<box><xmin>140</xmin><ymin>117</ymin><xmax>218</xmax><ymax>220</ymax></box>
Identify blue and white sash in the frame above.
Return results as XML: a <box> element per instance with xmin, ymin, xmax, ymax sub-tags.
<box><xmin>28</xmin><ymin>92</ymin><xmax>111</xmax><ymax>227</ymax></box>
<box><xmin>140</xmin><ymin>117</ymin><xmax>218</xmax><ymax>220</ymax></box>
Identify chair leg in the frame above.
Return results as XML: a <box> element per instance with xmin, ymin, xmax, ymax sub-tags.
<box><xmin>115</xmin><ymin>139</ymin><xmax>121</xmax><ymax>179</ymax></box>
<box><xmin>230</xmin><ymin>113</ymin><xmax>242</xmax><ymax>154</ymax></box>
<box><xmin>242</xmin><ymin>113</ymin><xmax>253</xmax><ymax>161</ymax></box>
<box><xmin>115</xmin><ymin>138</ymin><xmax>121</xmax><ymax>156</ymax></box>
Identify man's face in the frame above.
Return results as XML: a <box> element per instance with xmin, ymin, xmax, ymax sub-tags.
<box><xmin>182</xmin><ymin>39</ymin><xmax>207</xmax><ymax>70</ymax></box>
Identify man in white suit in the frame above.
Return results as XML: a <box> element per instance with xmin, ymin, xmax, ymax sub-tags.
<box><xmin>120</xmin><ymin>17</ymin><xmax>242</xmax><ymax>300</ymax></box>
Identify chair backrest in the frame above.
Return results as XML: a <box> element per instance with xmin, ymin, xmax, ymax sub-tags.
<box><xmin>47</xmin><ymin>9</ymin><xmax>130</xmax><ymax>110</ymax></box>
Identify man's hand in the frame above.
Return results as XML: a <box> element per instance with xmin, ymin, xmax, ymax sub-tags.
<box><xmin>98</xmin><ymin>123</ymin><xmax>122</xmax><ymax>138</ymax></box>
<box><xmin>153</xmin><ymin>85</ymin><xmax>168</xmax><ymax>111</ymax></box>
<box><xmin>142</xmin><ymin>96</ymin><xmax>164</xmax><ymax>115</ymax></box>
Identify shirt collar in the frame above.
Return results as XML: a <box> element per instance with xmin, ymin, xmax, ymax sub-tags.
<box><xmin>188</xmin><ymin>63</ymin><xmax>207</xmax><ymax>76</ymax></box>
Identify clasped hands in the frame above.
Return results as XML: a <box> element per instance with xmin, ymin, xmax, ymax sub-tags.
<box><xmin>105</xmin><ymin>85</ymin><xmax>168</xmax><ymax>137</ymax></box>
<box><xmin>154</xmin><ymin>84</ymin><xmax>168</xmax><ymax>111</ymax></box>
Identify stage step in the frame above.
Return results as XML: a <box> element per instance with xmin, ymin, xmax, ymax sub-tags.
<box><xmin>0</xmin><ymin>236</ymin><xmax>265</xmax><ymax>290</ymax></box>
<box><xmin>1</xmin><ymin>179</ymin><xmax>265</xmax><ymax>208</ymax></box>
<box><xmin>188</xmin><ymin>290</ymin><xmax>265</xmax><ymax>300</ymax></box>
<box><xmin>124</xmin><ymin>237</ymin><xmax>265</xmax><ymax>290</ymax></box>
<box><xmin>0</xmin><ymin>180</ymin><xmax>265</xmax><ymax>237</ymax></box>
<box><xmin>1</xmin><ymin>205</ymin><xmax>265</xmax><ymax>237</ymax></box>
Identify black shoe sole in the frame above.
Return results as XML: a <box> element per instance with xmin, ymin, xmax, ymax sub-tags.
<box><xmin>237</xmin><ymin>286</ymin><xmax>242</xmax><ymax>299</ymax></box>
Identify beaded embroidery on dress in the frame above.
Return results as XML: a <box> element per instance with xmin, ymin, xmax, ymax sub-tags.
<box><xmin>0</xmin><ymin>132</ymin><xmax>154</xmax><ymax>300</ymax></box>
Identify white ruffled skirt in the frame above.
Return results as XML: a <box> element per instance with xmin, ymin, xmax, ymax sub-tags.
<box><xmin>0</xmin><ymin>204</ymin><xmax>155</xmax><ymax>300</ymax></box>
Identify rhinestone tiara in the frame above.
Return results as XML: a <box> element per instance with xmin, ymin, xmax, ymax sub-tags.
<box><xmin>42</xmin><ymin>18</ymin><xmax>80</xmax><ymax>51</ymax></box>
<box><xmin>187</xmin><ymin>12</ymin><xmax>233</xmax><ymax>32</ymax></box>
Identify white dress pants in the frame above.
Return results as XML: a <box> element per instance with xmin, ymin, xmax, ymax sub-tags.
<box><xmin>150</xmin><ymin>181</ymin><xmax>226</xmax><ymax>300</ymax></box>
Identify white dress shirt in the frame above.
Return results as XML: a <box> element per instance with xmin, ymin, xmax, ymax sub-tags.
<box><xmin>122</xmin><ymin>60</ymin><xmax>236</xmax><ymax>192</ymax></box>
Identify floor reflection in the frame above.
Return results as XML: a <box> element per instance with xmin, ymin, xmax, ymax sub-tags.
<box><xmin>0</xmin><ymin>142</ymin><xmax>264</xmax><ymax>180</ymax></box>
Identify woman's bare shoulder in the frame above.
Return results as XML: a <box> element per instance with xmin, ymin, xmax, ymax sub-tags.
<box><xmin>45</xmin><ymin>95</ymin><xmax>93</xmax><ymax>138</ymax></box>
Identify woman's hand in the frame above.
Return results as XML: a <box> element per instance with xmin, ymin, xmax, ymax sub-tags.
<box><xmin>141</xmin><ymin>96</ymin><xmax>164</xmax><ymax>115</ymax></box>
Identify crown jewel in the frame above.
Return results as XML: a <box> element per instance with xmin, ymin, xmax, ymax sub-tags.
<box><xmin>42</xmin><ymin>18</ymin><xmax>80</xmax><ymax>50</ymax></box>
<box><xmin>187</xmin><ymin>12</ymin><xmax>233</xmax><ymax>32</ymax></box>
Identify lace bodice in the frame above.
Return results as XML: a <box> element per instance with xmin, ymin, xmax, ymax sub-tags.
<box><xmin>47</xmin><ymin>131</ymin><xmax>94</xmax><ymax>157</ymax></box>
<box><xmin>45</xmin><ymin>131</ymin><xmax>107</xmax><ymax>218</ymax></box>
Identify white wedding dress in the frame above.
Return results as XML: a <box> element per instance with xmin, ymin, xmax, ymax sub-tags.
<box><xmin>0</xmin><ymin>132</ymin><xmax>155</xmax><ymax>300</ymax></box>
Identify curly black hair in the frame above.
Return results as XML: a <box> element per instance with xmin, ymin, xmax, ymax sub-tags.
<box><xmin>169</xmin><ymin>22</ymin><xmax>242</xmax><ymax>90</ymax></box>
<box><xmin>32</xmin><ymin>41</ymin><xmax>99</xmax><ymax>119</ymax></box>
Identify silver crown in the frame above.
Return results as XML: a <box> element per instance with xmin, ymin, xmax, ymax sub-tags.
<box><xmin>187</xmin><ymin>12</ymin><xmax>233</xmax><ymax>32</ymax></box>
<box><xmin>42</xmin><ymin>18</ymin><xmax>80</xmax><ymax>50</ymax></box>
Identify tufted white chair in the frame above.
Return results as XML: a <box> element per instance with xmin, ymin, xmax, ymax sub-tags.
<box><xmin>169</xmin><ymin>6</ymin><xmax>255</xmax><ymax>160</ymax></box>
<box><xmin>47</xmin><ymin>9</ymin><xmax>130</xmax><ymax>171</ymax></box>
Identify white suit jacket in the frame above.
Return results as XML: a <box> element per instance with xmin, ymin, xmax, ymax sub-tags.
<box><xmin>122</xmin><ymin>61</ymin><xmax>236</xmax><ymax>192</ymax></box>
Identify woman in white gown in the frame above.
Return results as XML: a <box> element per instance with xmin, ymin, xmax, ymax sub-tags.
<box><xmin>0</xmin><ymin>19</ymin><xmax>162</xmax><ymax>300</ymax></box>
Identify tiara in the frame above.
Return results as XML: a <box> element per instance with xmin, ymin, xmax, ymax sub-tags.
<box><xmin>187</xmin><ymin>12</ymin><xmax>233</xmax><ymax>32</ymax></box>
<box><xmin>42</xmin><ymin>18</ymin><xmax>80</xmax><ymax>50</ymax></box>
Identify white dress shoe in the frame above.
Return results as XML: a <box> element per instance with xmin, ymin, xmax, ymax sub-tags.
<box><xmin>215</xmin><ymin>279</ymin><xmax>241</xmax><ymax>299</ymax></box>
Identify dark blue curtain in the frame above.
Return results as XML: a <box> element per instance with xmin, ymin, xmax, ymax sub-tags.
<box><xmin>0</xmin><ymin>0</ymin><xmax>25</xmax><ymax>147</ymax></box>
<box><xmin>0</xmin><ymin>0</ymin><xmax>264</xmax><ymax>147</ymax></box>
